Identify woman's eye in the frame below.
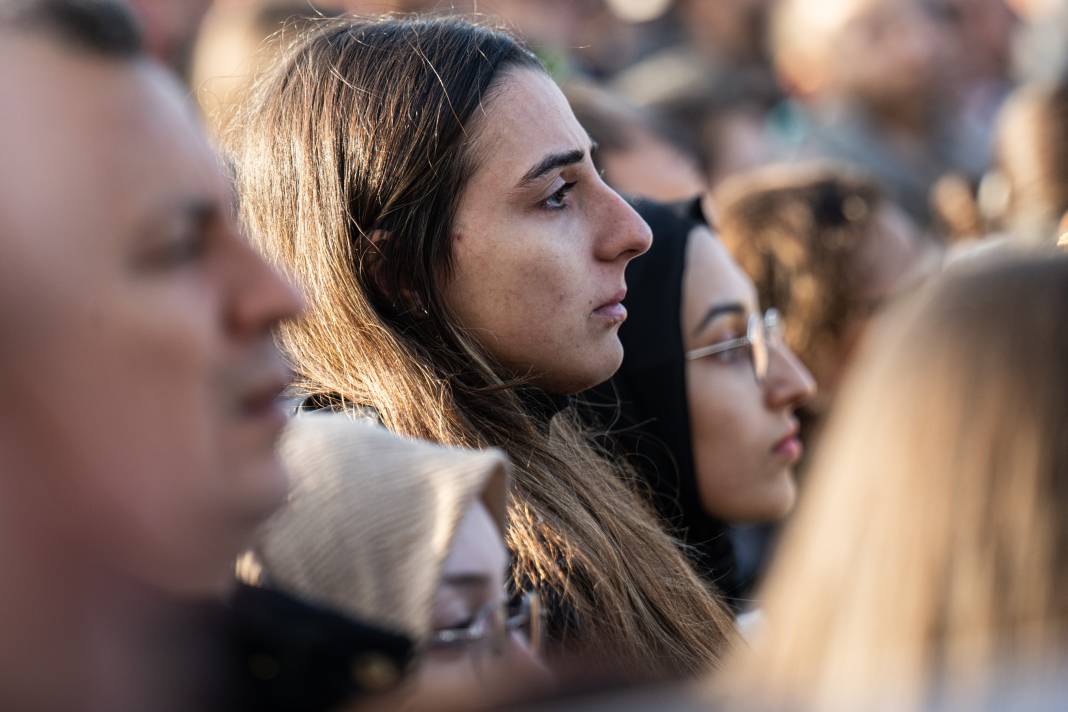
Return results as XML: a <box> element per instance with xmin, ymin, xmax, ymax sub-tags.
<box><xmin>714</xmin><ymin>347</ymin><xmax>749</xmax><ymax>365</ymax></box>
<box><xmin>540</xmin><ymin>181</ymin><xmax>577</xmax><ymax>211</ymax></box>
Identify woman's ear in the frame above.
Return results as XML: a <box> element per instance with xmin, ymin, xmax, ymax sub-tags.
<box><xmin>363</xmin><ymin>229</ymin><xmax>428</xmax><ymax>316</ymax></box>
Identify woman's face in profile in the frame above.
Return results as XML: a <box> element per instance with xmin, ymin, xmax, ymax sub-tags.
<box><xmin>442</xmin><ymin>68</ymin><xmax>652</xmax><ymax>395</ymax></box>
<box><xmin>682</xmin><ymin>230</ymin><xmax>815</xmax><ymax>522</ymax></box>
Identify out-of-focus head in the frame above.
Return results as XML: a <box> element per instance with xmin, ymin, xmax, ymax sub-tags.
<box><xmin>189</xmin><ymin>2</ymin><xmax>330</xmax><ymax>138</ymax></box>
<box><xmin>724</xmin><ymin>252</ymin><xmax>1068</xmax><ymax>709</ymax></box>
<box><xmin>0</xmin><ymin>0</ymin><xmax>303</xmax><ymax>596</ymax></box>
<box><xmin>676</xmin><ymin>0</ymin><xmax>773</xmax><ymax>65</ymax></box>
<box><xmin>771</xmin><ymin>0</ymin><xmax>948</xmax><ymax>105</ymax></box>
<box><xmin>126</xmin><ymin>0</ymin><xmax>213</xmax><ymax>77</ymax></box>
<box><xmin>233</xmin><ymin>17</ymin><xmax>651</xmax><ymax>397</ymax></box>
<box><xmin>714</xmin><ymin>164</ymin><xmax>925</xmax><ymax>411</ymax></box>
<box><xmin>239</xmin><ymin>415</ymin><xmax>546</xmax><ymax>704</ymax></box>
<box><xmin>993</xmin><ymin>81</ymin><xmax>1068</xmax><ymax>244</ymax></box>
<box><xmin>565</xmin><ymin>81</ymin><xmax>707</xmax><ymax>203</ymax></box>
<box><xmin>682</xmin><ymin>229</ymin><xmax>816</xmax><ymax>522</ymax></box>
<box><xmin>938</xmin><ymin>0</ymin><xmax>1018</xmax><ymax>84</ymax></box>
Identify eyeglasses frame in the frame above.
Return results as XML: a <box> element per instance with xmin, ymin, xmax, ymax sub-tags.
<box><xmin>684</xmin><ymin>308</ymin><xmax>781</xmax><ymax>384</ymax></box>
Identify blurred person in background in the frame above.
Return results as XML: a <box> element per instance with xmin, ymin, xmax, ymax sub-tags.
<box><xmin>713</xmin><ymin>164</ymin><xmax>927</xmax><ymax>432</ymax></box>
<box><xmin>988</xmin><ymin>79</ymin><xmax>1068</xmax><ymax>245</ymax></box>
<box><xmin>565</xmin><ymin>80</ymin><xmax>707</xmax><ymax>202</ymax></box>
<box><xmin>332</xmin><ymin>0</ymin><xmax>603</xmax><ymax>77</ymax></box>
<box><xmin>0</xmin><ymin>1</ymin><xmax>304</xmax><ymax>709</ymax></box>
<box><xmin>126</xmin><ymin>0</ymin><xmax>213</xmax><ymax>79</ymax></box>
<box><xmin>1012</xmin><ymin>0</ymin><xmax>1068</xmax><ymax>84</ymax></box>
<box><xmin>610</xmin><ymin>0</ymin><xmax>781</xmax><ymax>188</ymax></box>
<box><xmin>769</xmin><ymin>0</ymin><xmax>985</xmax><ymax>226</ymax></box>
<box><xmin>229</xmin><ymin>16</ymin><xmax>736</xmax><ymax>676</ymax></box>
<box><xmin>938</xmin><ymin>0</ymin><xmax>1018</xmax><ymax>146</ymax></box>
<box><xmin>586</xmin><ymin>202</ymin><xmax>815</xmax><ymax>609</ymax></box>
<box><xmin>190</xmin><ymin>1</ymin><xmax>333</xmax><ymax>137</ymax></box>
<box><xmin>717</xmin><ymin>252</ymin><xmax>1068</xmax><ymax>710</ymax></box>
<box><xmin>237</xmin><ymin>414</ymin><xmax>549</xmax><ymax>710</ymax></box>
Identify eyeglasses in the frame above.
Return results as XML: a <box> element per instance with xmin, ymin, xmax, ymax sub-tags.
<box><xmin>685</xmin><ymin>308</ymin><xmax>782</xmax><ymax>384</ymax></box>
<box><xmin>428</xmin><ymin>589</ymin><xmax>542</xmax><ymax>659</ymax></box>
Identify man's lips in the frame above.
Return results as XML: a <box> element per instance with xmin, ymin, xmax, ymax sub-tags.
<box><xmin>238</xmin><ymin>367</ymin><xmax>292</xmax><ymax>432</ymax></box>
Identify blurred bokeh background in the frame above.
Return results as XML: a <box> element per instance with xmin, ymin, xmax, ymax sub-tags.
<box><xmin>133</xmin><ymin>0</ymin><xmax>1068</xmax><ymax>249</ymax></box>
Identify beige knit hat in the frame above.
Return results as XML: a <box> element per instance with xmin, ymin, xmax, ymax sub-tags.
<box><xmin>237</xmin><ymin>412</ymin><xmax>511</xmax><ymax>641</ymax></box>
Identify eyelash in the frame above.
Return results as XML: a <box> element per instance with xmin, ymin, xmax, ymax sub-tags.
<box><xmin>540</xmin><ymin>181</ymin><xmax>577</xmax><ymax>211</ymax></box>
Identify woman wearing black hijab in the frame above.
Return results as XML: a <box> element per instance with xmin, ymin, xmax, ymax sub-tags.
<box><xmin>588</xmin><ymin>201</ymin><xmax>815</xmax><ymax>609</ymax></box>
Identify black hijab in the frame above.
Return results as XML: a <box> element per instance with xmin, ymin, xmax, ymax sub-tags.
<box><xmin>586</xmin><ymin>199</ymin><xmax>741</xmax><ymax>605</ymax></box>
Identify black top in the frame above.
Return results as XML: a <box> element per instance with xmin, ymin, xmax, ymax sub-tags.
<box><xmin>585</xmin><ymin>199</ymin><xmax>741</xmax><ymax>605</ymax></box>
<box><xmin>216</xmin><ymin>583</ymin><xmax>414</xmax><ymax>712</ymax></box>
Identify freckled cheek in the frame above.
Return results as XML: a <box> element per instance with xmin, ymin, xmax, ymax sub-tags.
<box><xmin>506</xmin><ymin>253</ymin><xmax>584</xmax><ymax>314</ymax></box>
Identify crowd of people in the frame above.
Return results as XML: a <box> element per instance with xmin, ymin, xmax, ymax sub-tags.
<box><xmin>2</xmin><ymin>0</ymin><xmax>1067</xmax><ymax>710</ymax></box>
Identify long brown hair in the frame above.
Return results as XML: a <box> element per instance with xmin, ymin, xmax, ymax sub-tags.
<box><xmin>229</xmin><ymin>16</ymin><xmax>734</xmax><ymax>672</ymax></box>
<box><xmin>719</xmin><ymin>251</ymin><xmax>1068</xmax><ymax>708</ymax></box>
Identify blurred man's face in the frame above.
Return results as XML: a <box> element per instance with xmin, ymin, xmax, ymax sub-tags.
<box><xmin>832</xmin><ymin>0</ymin><xmax>949</xmax><ymax>106</ymax></box>
<box><xmin>0</xmin><ymin>33</ymin><xmax>303</xmax><ymax>596</ymax></box>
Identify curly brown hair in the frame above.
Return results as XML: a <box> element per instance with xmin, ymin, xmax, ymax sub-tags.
<box><xmin>713</xmin><ymin>164</ymin><xmax>886</xmax><ymax>392</ymax></box>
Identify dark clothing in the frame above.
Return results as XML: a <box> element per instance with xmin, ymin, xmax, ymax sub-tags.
<box><xmin>217</xmin><ymin>583</ymin><xmax>414</xmax><ymax>712</ymax></box>
<box><xmin>584</xmin><ymin>199</ymin><xmax>741</xmax><ymax>607</ymax></box>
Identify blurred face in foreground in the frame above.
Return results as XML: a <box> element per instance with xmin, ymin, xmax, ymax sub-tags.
<box><xmin>683</xmin><ymin>231</ymin><xmax>816</xmax><ymax>521</ymax></box>
<box><xmin>0</xmin><ymin>32</ymin><xmax>303</xmax><ymax>596</ymax></box>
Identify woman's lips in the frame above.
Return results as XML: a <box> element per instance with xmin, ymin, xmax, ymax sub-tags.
<box><xmin>773</xmin><ymin>435</ymin><xmax>803</xmax><ymax>463</ymax></box>
<box><xmin>772</xmin><ymin>423</ymin><xmax>803</xmax><ymax>463</ymax></box>
<box><xmin>593</xmin><ymin>302</ymin><xmax>628</xmax><ymax>322</ymax></box>
<box><xmin>593</xmin><ymin>289</ymin><xmax>628</xmax><ymax>323</ymax></box>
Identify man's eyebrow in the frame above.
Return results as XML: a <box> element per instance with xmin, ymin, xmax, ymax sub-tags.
<box><xmin>440</xmin><ymin>573</ymin><xmax>493</xmax><ymax>590</ymax></box>
<box><xmin>137</xmin><ymin>196</ymin><xmax>218</xmax><ymax>235</ymax></box>
<box><xmin>517</xmin><ymin>148</ymin><xmax>587</xmax><ymax>187</ymax></box>
<box><xmin>692</xmin><ymin>301</ymin><xmax>746</xmax><ymax>337</ymax></box>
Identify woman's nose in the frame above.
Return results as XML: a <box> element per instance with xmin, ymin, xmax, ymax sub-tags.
<box><xmin>593</xmin><ymin>186</ymin><xmax>653</xmax><ymax>264</ymax></box>
<box><xmin>765</xmin><ymin>343</ymin><xmax>817</xmax><ymax>410</ymax></box>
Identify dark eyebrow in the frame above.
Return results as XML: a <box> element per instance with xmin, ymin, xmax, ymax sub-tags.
<box><xmin>692</xmin><ymin>302</ymin><xmax>746</xmax><ymax>337</ymax></box>
<box><xmin>518</xmin><ymin>148</ymin><xmax>587</xmax><ymax>187</ymax></box>
<box><xmin>440</xmin><ymin>573</ymin><xmax>493</xmax><ymax>590</ymax></box>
